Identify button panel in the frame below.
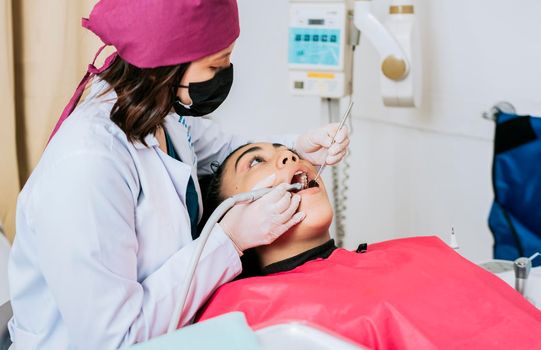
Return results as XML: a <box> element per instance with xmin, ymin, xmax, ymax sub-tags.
<box><xmin>288</xmin><ymin>28</ymin><xmax>341</xmax><ymax>67</ymax></box>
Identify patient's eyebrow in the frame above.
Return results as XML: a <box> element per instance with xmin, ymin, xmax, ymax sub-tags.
<box><xmin>271</xmin><ymin>143</ymin><xmax>302</xmax><ymax>159</ymax></box>
<box><xmin>235</xmin><ymin>146</ymin><xmax>263</xmax><ymax>171</ymax></box>
<box><xmin>288</xmin><ymin>148</ymin><xmax>302</xmax><ymax>159</ymax></box>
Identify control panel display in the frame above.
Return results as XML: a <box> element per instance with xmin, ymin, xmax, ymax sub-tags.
<box><xmin>308</xmin><ymin>18</ymin><xmax>325</xmax><ymax>25</ymax></box>
<box><xmin>289</xmin><ymin>28</ymin><xmax>340</xmax><ymax>66</ymax></box>
<box><xmin>288</xmin><ymin>3</ymin><xmax>345</xmax><ymax>70</ymax></box>
<box><xmin>288</xmin><ymin>2</ymin><xmax>349</xmax><ymax>98</ymax></box>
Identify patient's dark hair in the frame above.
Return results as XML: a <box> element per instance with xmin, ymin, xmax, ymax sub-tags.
<box><xmin>198</xmin><ymin>144</ymin><xmax>264</xmax><ymax>278</ymax></box>
<box><xmin>199</xmin><ymin>142</ymin><xmax>289</xmax><ymax>229</ymax></box>
<box><xmin>198</xmin><ymin>161</ymin><xmax>230</xmax><ymax>231</ymax></box>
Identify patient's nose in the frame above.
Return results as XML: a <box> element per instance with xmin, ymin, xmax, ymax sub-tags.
<box><xmin>277</xmin><ymin>151</ymin><xmax>298</xmax><ymax>168</ymax></box>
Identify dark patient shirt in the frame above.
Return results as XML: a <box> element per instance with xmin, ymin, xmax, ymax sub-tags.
<box><xmin>164</xmin><ymin>129</ymin><xmax>200</xmax><ymax>240</ymax></box>
<box><xmin>261</xmin><ymin>239</ymin><xmax>337</xmax><ymax>275</ymax></box>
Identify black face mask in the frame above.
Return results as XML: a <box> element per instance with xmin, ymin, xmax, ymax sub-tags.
<box><xmin>173</xmin><ymin>64</ymin><xmax>234</xmax><ymax>117</ymax></box>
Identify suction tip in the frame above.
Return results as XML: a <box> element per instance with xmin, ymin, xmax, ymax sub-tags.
<box><xmin>288</xmin><ymin>183</ymin><xmax>303</xmax><ymax>191</ymax></box>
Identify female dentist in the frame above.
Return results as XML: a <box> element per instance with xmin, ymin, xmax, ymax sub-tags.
<box><xmin>8</xmin><ymin>0</ymin><xmax>350</xmax><ymax>349</ymax></box>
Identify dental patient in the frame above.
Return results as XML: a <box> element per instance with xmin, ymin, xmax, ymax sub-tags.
<box><xmin>196</xmin><ymin>143</ymin><xmax>541</xmax><ymax>349</ymax></box>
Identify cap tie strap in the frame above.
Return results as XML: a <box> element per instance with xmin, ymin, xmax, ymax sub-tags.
<box><xmin>48</xmin><ymin>44</ymin><xmax>118</xmax><ymax>143</ymax></box>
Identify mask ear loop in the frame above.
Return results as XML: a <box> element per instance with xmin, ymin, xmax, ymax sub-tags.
<box><xmin>172</xmin><ymin>63</ymin><xmax>192</xmax><ymax>108</ymax></box>
<box><xmin>48</xmin><ymin>44</ymin><xmax>118</xmax><ymax>143</ymax></box>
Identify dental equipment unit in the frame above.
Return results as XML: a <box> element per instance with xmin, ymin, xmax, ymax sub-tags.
<box><xmin>514</xmin><ymin>252</ymin><xmax>540</xmax><ymax>297</ymax></box>
<box><xmin>449</xmin><ymin>227</ymin><xmax>459</xmax><ymax>250</ymax></box>
<box><xmin>288</xmin><ymin>0</ymin><xmax>421</xmax><ymax>106</ymax></box>
<box><xmin>480</xmin><ymin>252</ymin><xmax>541</xmax><ymax>308</ymax></box>
<box><xmin>311</xmin><ymin>101</ymin><xmax>354</xmax><ymax>186</ymax></box>
<box><xmin>167</xmin><ymin>182</ymin><xmax>303</xmax><ymax>333</ymax></box>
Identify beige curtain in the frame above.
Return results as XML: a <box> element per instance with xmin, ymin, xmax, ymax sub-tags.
<box><xmin>1</xmin><ymin>0</ymin><xmax>101</xmax><ymax>242</ymax></box>
<box><xmin>1</xmin><ymin>0</ymin><xmax>18</xmax><ymax>242</ymax></box>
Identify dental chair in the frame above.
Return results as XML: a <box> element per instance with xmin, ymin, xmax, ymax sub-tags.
<box><xmin>487</xmin><ymin>108</ymin><xmax>541</xmax><ymax>265</ymax></box>
<box><xmin>0</xmin><ymin>230</ymin><xmax>12</xmax><ymax>350</ymax></box>
<box><xmin>483</xmin><ymin>106</ymin><xmax>541</xmax><ymax>308</ymax></box>
<box><xmin>130</xmin><ymin>312</ymin><xmax>363</xmax><ymax>350</ymax></box>
<box><xmin>0</xmin><ymin>301</ymin><xmax>12</xmax><ymax>350</ymax></box>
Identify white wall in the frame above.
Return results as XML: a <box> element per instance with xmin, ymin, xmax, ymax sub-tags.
<box><xmin>214</xmin><ymin>0</ymin><xmax>541</xmax><ymax>262</ymax></box>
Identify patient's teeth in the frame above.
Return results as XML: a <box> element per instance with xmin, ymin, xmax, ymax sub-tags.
<box><xmin>292</xmin><ymin>171</ymin><xmax>312</xmax><ymax>190</ymax></box>
<box><xmin>301</xmin><ymin>173</ymin><xmax>308</xmax><ymax>189</ymax></box>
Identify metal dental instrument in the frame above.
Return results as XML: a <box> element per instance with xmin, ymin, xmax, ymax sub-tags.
<box><xmin>168</xmin><ymin>182</ymin><xmax>303</xmax><ymax>333</ymax></box>
<box><xmin>449</xmin><ymin>227</ymin><xmax>459</xmax><ymax>250</ymax></box>
<box><xmin>311</xmin><ymin>101</ymin><xmax>354</xmax><ymax>185</ymax></box>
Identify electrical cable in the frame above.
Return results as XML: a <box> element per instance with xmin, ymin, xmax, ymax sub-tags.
<box><xmin>338</xmin><ymin>43</ymin><xmax>357</xmax><ymax>247</ymax></box>
<box><xmin>328</xmin><ymin>98</ymin><xmax>347</xmax><ymax>247</ymax></box>
<box><xmin>167</xmin><ymin>183</ymin><xmax>302</xmax><ymax>333</ymax></box>
<box><xmin>330</xmin><ymin>41</ymin><xmax>357</xmax><ymax>248</ymax></box>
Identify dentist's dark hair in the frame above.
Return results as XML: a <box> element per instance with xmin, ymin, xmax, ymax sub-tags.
<box><xmin>99</xmin><ymin>57</ymin><xmax>189</xmax><ymax>145</ymax></box>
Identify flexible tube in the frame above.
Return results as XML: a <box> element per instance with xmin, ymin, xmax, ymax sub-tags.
<box><xmin>168</xmin><ymin>183</ymin><xmax>302</xmax><ymax>333</ymax></box>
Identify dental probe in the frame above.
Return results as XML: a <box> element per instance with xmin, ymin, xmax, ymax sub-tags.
<box><xmin>168</xmin><ymin>182</ymin><xmax>303</xmax><ymax>333</ymax></box>
<box><xmin>311</xmin><ymin>101</ymin><xmax>354</xmax><ymax>185</ymax></box>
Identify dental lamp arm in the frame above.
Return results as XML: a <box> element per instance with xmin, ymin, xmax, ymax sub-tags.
<box><xmin>354</xmin><ymin>0</ymin><xmax>410</xmax><ymax>80</ymax></box>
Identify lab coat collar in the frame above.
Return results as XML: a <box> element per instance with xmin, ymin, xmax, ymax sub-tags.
<box><xmin>133</xmin><ymin>134</ymin><xmax>160</xmax><ymax>150</ymax></box>
<box><xmin>162</xmin><ymin>115</ymin><xmax>194</xmax><ymax>166</ymax></box>
<box><xmin>87</xmin><ymin>78</ymin><xmax>116</xmax><ymax>102</ymax></box>
<box><xmin>162</xmin><ymin>115</ymin><xmax>203</xmax><ymax>221</ymax></box>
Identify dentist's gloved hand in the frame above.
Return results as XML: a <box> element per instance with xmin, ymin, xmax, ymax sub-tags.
<box><xmin>295</xmin><ymin>123</ymin><xmax>350</xmax><ymax>166</ymax></box>
<box><xmin>219</xmin><ymin>174</ymin><xmax>305</xmax><ymax>255</ymax></box>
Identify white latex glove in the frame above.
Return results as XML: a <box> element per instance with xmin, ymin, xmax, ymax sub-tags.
<box><xmin>219</xmin><ymin>174</ymin><xmax>305</xmax><ymax>254</ymax></box>
<box><xmin>295</xmin><ymin>123</ymin><xmax>350</xmax><ymax>166</ymax></box>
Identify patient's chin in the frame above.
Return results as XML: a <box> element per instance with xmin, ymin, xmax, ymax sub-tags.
<box><xmin>278</xmin><ymin>217</ymin><xmax>332</xmax><ymax>249</ymax></box>
<box><xmin>300</xmin><ymin>187</ymin><xmax>331</xmax><ymax>221</ymax></box>
<box><xmin>292</xmin><ymin>200</ymin><xmax>333</xmax><ymax>239</ymax></box>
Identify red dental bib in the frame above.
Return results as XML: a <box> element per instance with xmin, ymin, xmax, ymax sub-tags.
<box><xmin>197</xmin><ymin>236</ymin><xmax>541</xmax><ymax>349</ymax></box>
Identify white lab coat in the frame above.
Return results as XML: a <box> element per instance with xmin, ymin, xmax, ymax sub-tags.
<box><xmin>8</xmin><ymin>80</ymin><xmax>295</xmax><ymax>349</ymax></box>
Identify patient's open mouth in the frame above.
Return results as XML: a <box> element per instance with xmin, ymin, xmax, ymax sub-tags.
<box><xmin>290</xmin><ymin>170</ymin><xmax>319</xmax><ymax>193</ymax></box>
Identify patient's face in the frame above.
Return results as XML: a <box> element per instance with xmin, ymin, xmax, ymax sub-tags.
<box><xmin>220</xmin><ymin>143</ymin><xmax>333</xmax><ymax>241</ymax></box>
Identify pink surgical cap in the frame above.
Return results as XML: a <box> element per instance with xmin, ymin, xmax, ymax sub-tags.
<box><xmin>83</xmin><ymin>0</ymin><xmax>240</xmax><ymax>68</ymax></box>
<box><xmin>50</xmin><ymin>1</ymin><xmax>240</xmax><ymax>142</ymax></box>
